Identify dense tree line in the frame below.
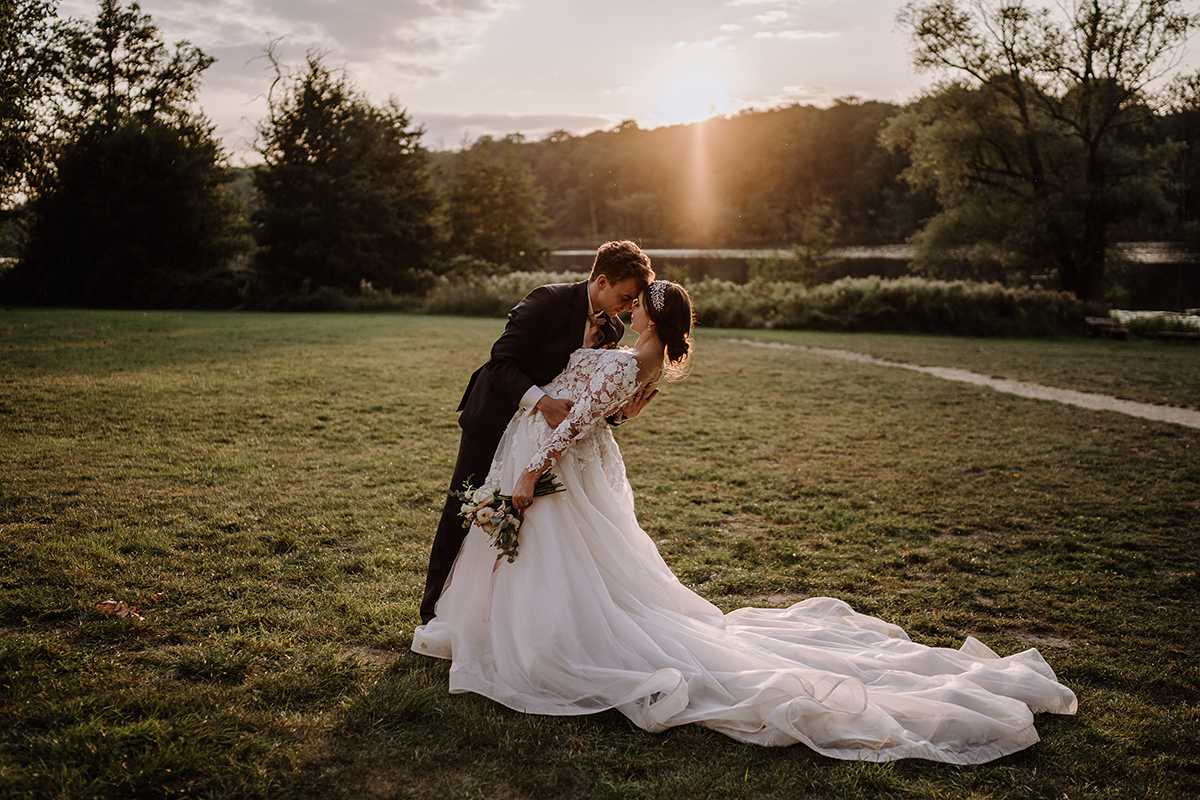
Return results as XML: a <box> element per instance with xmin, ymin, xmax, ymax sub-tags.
<box><xmin>523</xmin><ymin>100</ymin><xmax>938</xmax><ymax>249</ymax></box>
<box><xmin>440</xmin><ymin>134</ymin><xmax>549</xmax><ymax>271</ymax></box>
<box><xmin>1</xmin><ymin>0</ymin><xmax>1197</xmax><ymax>310</ymax></box>
<box><xmin>0</xmin><ymin>1</ymin><xmax>549</xmax><ymax>308</ymax></box>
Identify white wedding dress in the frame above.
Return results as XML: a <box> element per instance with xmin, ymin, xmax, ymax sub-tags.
<box><xmin>412</xmin><ymin>347</ymin><xmax>1077</xmax><ymax>763</ymax></box>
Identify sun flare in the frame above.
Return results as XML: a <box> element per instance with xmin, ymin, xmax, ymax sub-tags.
<box><xmin>656</xmin><ymin>68</ymin><xmax>727</xmax><ymax>125</ymax></box>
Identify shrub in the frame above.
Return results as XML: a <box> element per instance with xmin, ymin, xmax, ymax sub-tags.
<box><xmin>418</xmin><ymin>271</ymin><xmax>1102</xmax><ymax>337</ymax></box>
<box><xmin>355</xmin><ymin>277</ymin><xmax>430</xmax><ymax>312</ymax></box>
<box><xmin>691</xmin><ymin>276</ymin><xmax>1100</xmax><ymax>337</ymax></box>
<box><xmin>239</xmin><ymin>275</ymin><xmax>433</xmax><ymax>312</ymax></box>
<box><xmin>421</xmin><ymin>271</ymin><xmax>583</xmax><ymax>317</ymax></box>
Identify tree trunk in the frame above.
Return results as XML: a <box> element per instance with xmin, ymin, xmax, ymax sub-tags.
<box><xmin>1060</xmin><ymin>213</ymin><xmax>1107</xmax><ymax>303</ymax></box>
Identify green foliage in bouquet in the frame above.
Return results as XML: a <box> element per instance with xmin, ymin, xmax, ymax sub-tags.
<box><xmin>454</xmin><ymin>473</ymin><xmax>565</xmax><ymax>562</ymax></box>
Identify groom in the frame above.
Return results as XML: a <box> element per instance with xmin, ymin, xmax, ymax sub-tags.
<box><xmin>419</xmin><ymin>240</ymin><xmax>656</xmax><ymax>624</ymax></box>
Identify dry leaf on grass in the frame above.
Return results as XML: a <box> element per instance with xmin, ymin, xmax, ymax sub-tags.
<box><xmin>94</xmin><ymin>599</ymin><xmax>145</xmax><ymax>621</ymax></box>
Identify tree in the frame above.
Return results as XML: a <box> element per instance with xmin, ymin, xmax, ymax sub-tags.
<box><xmin>883</xmin><ymin>0</ymin><xmax>1197</xmax><ymax>301</ymax></box>
<box><xmin>252</xmin><ymin>50</ymin><xmax>440</xmax><ymax>300</ymax></box>
<box><xmin>12</xmin><ymin>116</ymin><xmax>250</xmax><ymax>307</ymax></box>
<box><xmin>3</xmin><ymin>0</ymin><xmax>249</xmax><ymax>307</ymax></box>
<box><xmin>1154</xmin><ymin>69</ymin><xmax>1200</xmax><ymax>243</ymax></box>
<box><xmin>444</xmin><ymin>134</ymin><xmax>548</xmax><ymax>271</ymax></box>
<box><xmin>54</xmin><ymin>0</ymin><xmax>211</xmax><ymax>136</ymax></box>
<box><xmin>0</xmin><ymin>0</ymin><xmax>59</xmax><ymax>210</ymax></box>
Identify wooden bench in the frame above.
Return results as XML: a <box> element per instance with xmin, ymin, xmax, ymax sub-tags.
<box><xmin>1085</xmin><ymin>316</ymin><xmax>1129</xmax><ymax>340</ymax></box>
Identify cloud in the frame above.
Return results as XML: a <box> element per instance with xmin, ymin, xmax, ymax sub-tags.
<box><xmin>226</xmin><ymin>107</ymin><xmax>615</xmax><ymax>164</ymax></box>
<box><xmin>673</xmin><ymin>36</ymin><xmax>731</xmax><ymax>50</ymax></box>
<box><xmin>51</xmin><ymin>0</ymin><xmax>518</xmax><ymax>162</ymax></box>
<box><xmin>411</xmin><ymin>111</ymin><xmax>614</xmax><ymax>150</ymax></box>
<box><xmin>758</xmin><ymin>84</ymin><xmax>839</xmax><ymax>107</ymax></box>
<box><xmin>725</xmin><ymin>0</ymin><xmax>814</xmax><ymax>8</ymax></box>
<box><xmin>719</xmin><ymin>0</ymin><xmax>844</xmax><ymax>46</ymax></box>
<box><xmin>59</xmin><ymin>0</ymin><xmax>518</xmax><ymax>154</ymax></box>
<box><xmin>61</xmin><ymin>0</ymin><xmax>510</xmax><ymax>65</ymax></box>
<box><xmin>753</xmin><ymin>29</ymin><xmax>839</xmax><ymax>40</ymax></box>
<box><xmin>755</xmin><ymin>11</ymin><xmax>789</xmax><ymax>24</ymax></box>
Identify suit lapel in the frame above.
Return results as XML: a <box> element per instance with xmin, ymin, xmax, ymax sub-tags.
<box><xmin>571</xmin><ymin>281</ymin><xmax>590</xmax><ymax>347</ymax></box>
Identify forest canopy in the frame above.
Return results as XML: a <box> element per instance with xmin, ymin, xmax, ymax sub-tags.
<box><xmin>1</xmin><ymin>0</ymin><xmax>1197</xmax><ymax>311</ymax></box>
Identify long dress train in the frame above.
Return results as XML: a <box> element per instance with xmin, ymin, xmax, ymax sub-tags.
<box><xmin>412</xmin><ymin>347</ymin><xmax>1077</xmax><ymax>763</ymax></box>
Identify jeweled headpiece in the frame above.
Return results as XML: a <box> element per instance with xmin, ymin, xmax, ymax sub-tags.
<box><xmin>649</xmin><ymin>280</ymin><xmax>668</xmax><ymax>312</ymax></box>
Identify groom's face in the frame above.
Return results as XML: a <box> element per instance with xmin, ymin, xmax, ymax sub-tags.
<box><xmin>594</xmin><ymin>276</ymin><xmax>642</xmax><ymax>317</ymax></box>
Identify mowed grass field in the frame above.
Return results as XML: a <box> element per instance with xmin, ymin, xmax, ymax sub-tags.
<box><xmin>1</xmin><ymin>308</ymin><xmax>1198</xmax><ymax>799</ymax></box>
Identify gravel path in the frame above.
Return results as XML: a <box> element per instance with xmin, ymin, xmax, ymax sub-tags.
<box><xmin>732</xmin><ymin>339</ymin><xmax>1200</xmax><ymax>430</ymax></box>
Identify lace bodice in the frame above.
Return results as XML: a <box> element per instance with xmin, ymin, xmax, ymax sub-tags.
<box><xmin>526</xmin><ymin>348</ymin><xmax>642</xmax><ymax>476</ymax></box>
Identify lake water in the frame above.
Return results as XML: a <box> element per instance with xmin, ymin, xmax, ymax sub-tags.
<box><xmin>550</xmin><ymin>246</ymin><xmax>916</xmax><ymax>283</ymax></box>
<box><xmin>552</xmin><ymin>242</ymin><xmax>1196</xmax><ymax>266</ymax></box>
<box><xmin>549</xmin><ymin>243</ymin><xmax>1199</xmax><ymax>309</ymax></box>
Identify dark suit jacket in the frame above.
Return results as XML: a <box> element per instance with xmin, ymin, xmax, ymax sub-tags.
<box><xmin>457</xmin><ymin>281</ymin><xmax>624</xmax><ymax>443</ymax></box>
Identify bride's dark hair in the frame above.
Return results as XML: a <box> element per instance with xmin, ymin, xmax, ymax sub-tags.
<box><xmin>645</xmin><ymin>280</ymin><xmax>695</xmax><ymax>377</ymax></box>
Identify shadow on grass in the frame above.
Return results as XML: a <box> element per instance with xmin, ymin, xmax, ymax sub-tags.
<box><xmin>279</xmin><ymin>649</ymin><xmax>1101</xmax><ymax>800</ymax></box>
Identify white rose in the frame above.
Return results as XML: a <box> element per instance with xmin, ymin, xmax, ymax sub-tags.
<box><xmin>472</xmin><ymin>486</ymin><xmax>496</xmax><ymax>505</ymax></box>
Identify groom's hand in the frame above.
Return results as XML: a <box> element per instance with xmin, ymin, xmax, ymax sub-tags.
<box><xmin>536</xmin><ymin>395</ymin><xmax>573</xmax><ymax>428</ymax></box>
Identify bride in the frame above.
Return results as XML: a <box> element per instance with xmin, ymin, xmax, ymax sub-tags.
<box><xmin>412</xmin><ymin>280</ymin><xmax>1077</xmax><ymax>763</ymax></box>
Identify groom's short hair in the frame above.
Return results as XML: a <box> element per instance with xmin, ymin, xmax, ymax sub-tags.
<box><xmin>590</xmin><ymin>241</ymin><xmax>654</xmax><ymax>290</ymax></box>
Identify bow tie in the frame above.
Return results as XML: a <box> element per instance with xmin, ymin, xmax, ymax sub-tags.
<box><xmin>587</xmin><ymin>311</ymin><xmax>608</xmax><ymax>328</ymax></box>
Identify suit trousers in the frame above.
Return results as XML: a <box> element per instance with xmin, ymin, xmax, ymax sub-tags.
<box><xmin>419</xmin><ymin>427</ymin><xmax>504</xmax><ymax>624</ymax></box>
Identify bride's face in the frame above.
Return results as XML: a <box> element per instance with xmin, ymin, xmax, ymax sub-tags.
<box><xmin>630</xmin><ymin>293</ymin><xmax>650</xmax><ymax>334</ymax></box>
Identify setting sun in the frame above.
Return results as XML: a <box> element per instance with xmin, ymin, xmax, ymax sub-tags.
<box><xmin>656</xmin><ymin>68</ymin><xmax>729</xmax><ymax>126</ymax></box>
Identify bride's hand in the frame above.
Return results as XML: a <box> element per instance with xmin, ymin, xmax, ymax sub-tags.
<box><xmin>620</xmin><ymin>381</ymin><xmax>659</xmax><ymax>421</ymax></box>
<box><xmin>512</xmin><ymin>469</ymin><xmax>540</xmax><ymax>512</ymax></box>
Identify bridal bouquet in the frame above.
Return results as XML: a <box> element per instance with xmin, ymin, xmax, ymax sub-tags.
<box><xmin>455</xmin><ymin>474</ymin><xmax>564</xmax><ymax>562</ymax></box>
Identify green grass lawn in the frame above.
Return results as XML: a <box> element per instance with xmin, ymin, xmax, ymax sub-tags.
<box><xmin>2</xmin><ymin>308</ymin><xmax>1198</xmax><ymax>799</ymax></box>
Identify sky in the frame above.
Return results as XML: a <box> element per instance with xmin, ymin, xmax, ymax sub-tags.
<box><xmin>56</xmin><ymin>0</ymin><xmax>1200</xmax><ymax>163</ymax></box>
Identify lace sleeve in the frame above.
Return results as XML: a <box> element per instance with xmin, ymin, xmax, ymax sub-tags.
<box><xmin>527</xmin><ymin>351</ymin><xmax>641</xmax><ymax>475</ymax></box>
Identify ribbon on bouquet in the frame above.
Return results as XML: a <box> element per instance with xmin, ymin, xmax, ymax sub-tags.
<box><xmin>482</xmin><ymin>556</ymin><xmax>502</xmax><ymax>621</ymax></box>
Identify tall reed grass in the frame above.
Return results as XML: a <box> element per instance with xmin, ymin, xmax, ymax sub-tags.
<box><xmin>421</xmin><ymin>272</ymin><xmax>1102</xmax><ymax>337</ymax></box>
<box><xmin>1111</xmin><ymin>309</ymin><xmax>1200</xmax><ymax>338</ymax></box>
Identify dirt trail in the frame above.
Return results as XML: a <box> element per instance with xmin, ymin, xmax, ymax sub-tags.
<box><xmin>732</xmin><ymin>339</ymin><xmax>1200</xmax><ymax>430</ymax></box>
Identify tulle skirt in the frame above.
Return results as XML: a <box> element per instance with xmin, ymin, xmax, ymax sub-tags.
<box><xmin>413</xmin><ymin>410</ymin><xmax>1077</xmax><ymax>763</ymax></box>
